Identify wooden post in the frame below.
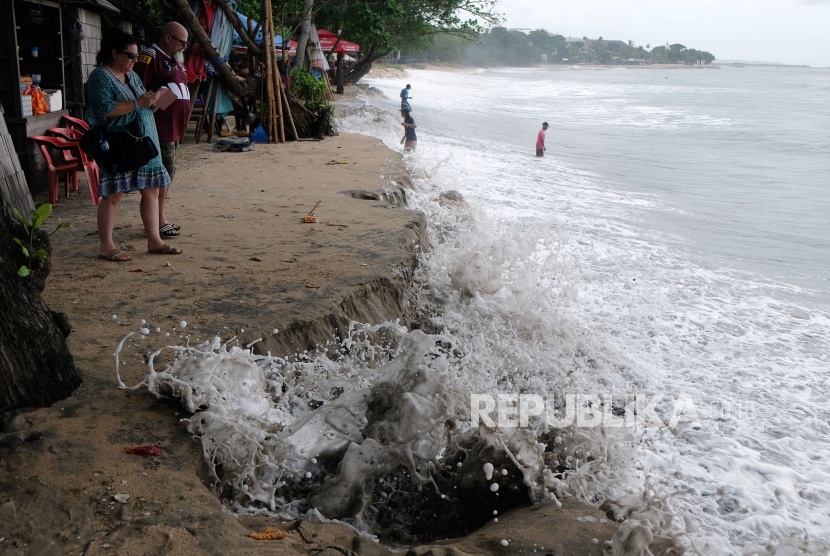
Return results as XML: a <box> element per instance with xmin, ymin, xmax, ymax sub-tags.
<box><xmin>195</xmin><ymin>77</ymin><xmax>215</xmax><ymax>144</ymax></box>
<box><xmin>206</xmin><ymin>82</ymin><xmax>220</xmax><ymax>143</ymax></box>
<box><xmin>183</xmin><ymin>78</ymin><xmax>202</xmax><ymax>142</ymax></box>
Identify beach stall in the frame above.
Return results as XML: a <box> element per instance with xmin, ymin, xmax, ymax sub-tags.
<box><xmin>315</xmin><ymin>29</ymin><xmax>359</xmax><ymax>93</ymax></box>
<box><xmin>0</xmin><ymin>0</ymin><xmax>128</xmax><ymax>191</ymax></box>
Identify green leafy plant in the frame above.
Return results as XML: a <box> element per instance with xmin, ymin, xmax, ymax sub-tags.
<box><xmin>290</xmin><ymin>67</ymin><xmax>331</xmax><ymax>113</ymax></box>
<box><xmin>12</xmin><ymin>204</ymin><xmax>71</xmax><ymax>277</ymax></box>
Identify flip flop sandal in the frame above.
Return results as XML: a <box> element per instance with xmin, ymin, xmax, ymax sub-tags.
<box><xmin>98</xmin><ymin>249</ymin><xmax>132</xmax><ymax>262</ymax></box>
<box><xmin>164</xmin><ymin>222</ymin><xmax>181</xmax><ymax>231</ymax></box>
<box><xmin>159</xmin><ymin>223</ymin><xmax>180</xmax><ymax>237</ymax></box>
<box><xmin>148</xmin><ymin>243</ymin><xmax>182</xmax><ymax>255</ymax></box>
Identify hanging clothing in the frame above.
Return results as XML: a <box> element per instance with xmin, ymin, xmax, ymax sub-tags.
<box><xmin>204</xmin><ymin>77</ymin><xmax>234</xmax><ymax>120</ymax></box>
<box><xmin>309</xmin><ymin>25</ymin><xmax>330</xmax><ymax>71</ymax></box>
<box><xmin>184</xmin><ymin>0</ymin><xmax>214</xmax><ymax>82</ymax></box>
<box><xmin>206</xmin><ymin>0</ymin><xmax>234</xmax><ymax>75</ymax></box>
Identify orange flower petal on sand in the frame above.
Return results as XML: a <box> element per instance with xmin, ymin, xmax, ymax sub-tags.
<box><xmin>248</xmin><ymin>528</ymin><xmax>286</xmax><ymax>540</ymax></box>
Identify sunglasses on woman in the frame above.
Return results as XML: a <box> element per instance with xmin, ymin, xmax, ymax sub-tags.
<box><xmin>119</xmin><ymin>50</ymin><xmax>139</xmax><ymax>59</ymax></box>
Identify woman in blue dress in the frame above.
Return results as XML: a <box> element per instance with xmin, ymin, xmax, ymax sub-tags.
<box><xmin>85</xmin><ymin>30</ymin><xmax>182</xmax><ymax>261</ymax></box>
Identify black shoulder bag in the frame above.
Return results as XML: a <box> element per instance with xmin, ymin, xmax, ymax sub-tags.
<box><xmin>79</xmin><ymin>76</ymin><xmax>159</xmax><ymax>173</ymax></box>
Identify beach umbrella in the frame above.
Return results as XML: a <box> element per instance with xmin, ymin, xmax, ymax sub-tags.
<box><xmin>316</xmin><ymin>29</ymin><xmax>360</xmax><ymax>53</ymax></box>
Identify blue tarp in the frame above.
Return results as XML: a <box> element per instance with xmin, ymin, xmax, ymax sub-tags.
<box><xmin>233</xmin><ymin>13</ymin><xmax>292</xmax><ymax>48</ymax></box>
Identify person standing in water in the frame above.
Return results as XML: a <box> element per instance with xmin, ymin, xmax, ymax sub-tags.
<box><xmin>536</xmin><ymin>122</ymin><xmax>548</xmax><ymax>157</ymax></box>
<box><xmin>401</xmin><ymin>108</ymin><xmax>417</xmax><ymax>153</ymax></box>
<box><xmin>400</xmin><ymin>84</ymin><xmax>412</xmax><ymax>112</ymax></box>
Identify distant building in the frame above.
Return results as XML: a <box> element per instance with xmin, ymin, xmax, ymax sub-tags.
<box><xmin>508</xmin><ymin>28</ymin><xmax>533</xmax><ymax>35</ymax></box>
<box><xmin>564</xmin><ymin>37</ymin><xmax>627</xmax><ymax>48</ymax></box>
<box><xmin>600</xmin><ymin>40</ymin><xmax>628</xmax><ymax>49</ymax></box>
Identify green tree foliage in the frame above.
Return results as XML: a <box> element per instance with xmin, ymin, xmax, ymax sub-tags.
<box><xmin>411</xmin><ymin>29</ymin><xmax>714</xmax><ymax>66</ymax></box>
<box><xmin>418</xmin><ymin>32</ymin><xmax>474</xmax><ymax>64</ymax></box>
<box><xmin>437</xmin><ymin>27</ymin><xmax>567</xmax><ymax>66</ymax></box>
<box><xmin>314</xmin><ymin>0</ymin><xmax>501</xmax><ymax>71</ymax></box>
<box><xmin>12</xmin><ymin>204</ymin><xmax>70</xmax><ymax>278</ymax></box>
<box><xmin>290</xmin><ymin>67</ymin><xmax>330</xmax><ymax>111</ymax></box>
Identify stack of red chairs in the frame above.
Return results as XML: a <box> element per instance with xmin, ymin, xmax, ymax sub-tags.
<box><xmin>31</xmin><ymin>115</ymin><xmax>100</xmax><ymax>206</ymax></box>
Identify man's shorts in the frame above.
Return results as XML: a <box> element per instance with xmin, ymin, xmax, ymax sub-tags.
<box><xmin>160</xmin><ymin>141</ymin><xmax>178</xmax><ymax>181</ymax></box>
<box><xmin>536</xmin><ymin>149</ymin><xmax>544</xmax><ymax>157</ymax></box>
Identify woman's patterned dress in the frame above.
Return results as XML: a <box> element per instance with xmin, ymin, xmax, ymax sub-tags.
<box><xmin>84</xmin><ymin>66</ymin><xmax>170</xmax><ymax>198</ymax></box>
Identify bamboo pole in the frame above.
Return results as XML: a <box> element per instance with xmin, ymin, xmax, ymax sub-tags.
<box><xmin>268</xmin><ymin>3</ymin><xmax>279</xmax><ymax>142</ymax></box>
<box><xmin>261</xmin><ymin>6</ymin><xmax>271</xmax><ymax>142</ymax></box>
<box><xmin>261</xmin><ymin>0</ymin><xmax>277</xmax><ymax>143</ymax></box>
<box><xmin>279</xmin><ymin>69</ymin><xmax>299</xmax><ymax>141</ymax></box>
<box><xmin>322</xmin><ymin>69</ymin><xmax>335</xmax><ymax>101</ymax></box>
<box><xmin>267</xmin><ymin>2</ymin><xmax>285</xmax><ymax>143</ymax></box>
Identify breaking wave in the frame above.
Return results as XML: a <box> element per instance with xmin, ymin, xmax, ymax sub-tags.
<box><xmin>116</xmin><ymin>71</ymin><xmax>830</xmax><ymax>556</ymax></box>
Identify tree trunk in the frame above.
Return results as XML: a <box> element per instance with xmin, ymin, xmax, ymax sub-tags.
<box><xmin>168</xmin><ymin>0</ymin><xmax>247</xmax><ymax>97</ymax></box>
<box><xmin>343</xmin><ymin>42</ymin><xmax>379</xmax><ymax>84</ymax></box>
<box><xmin>335</xmin><ymin>0</ymin><xmax>347</xmax><ymax>94</ymax></box>
<box><xmin>0</xmin><ymin>193</ymin><xmax>80</xmax><ymax>412</ymax></box>
<box><xmin>337</xmin><ymin>53</ymin><xmax>344</xmax><ymax>93</ymax></box>
<box><xmin>294</xmin><ymin>0</ymin><xmax>314</xmax><ymax>69</ymax></box>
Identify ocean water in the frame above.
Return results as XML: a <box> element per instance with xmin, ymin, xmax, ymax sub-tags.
<box><xmin>120</xmin><ymin>66</ymin><xmax>830</xmax><ymax>554</ymax></box>
<box><xmin>341</xmin><ymin>66</ymin><xmax>830</xmax><ymax>553</ymax></box>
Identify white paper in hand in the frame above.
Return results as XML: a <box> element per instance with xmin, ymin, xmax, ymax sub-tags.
<box><xmin>154</xmin><ymin>86</ymin><xmax>177</xmax><ymax>111</ymax></box>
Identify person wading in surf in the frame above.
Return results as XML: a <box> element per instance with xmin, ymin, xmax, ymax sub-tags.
<box><xmin>536</xmin><ymin>122</ymin><xmax>548</xmax><ymax>157</ymax></box>
<box><xmin>400</xmin><ymin>84</ymin><xmax>412</xmax><ymax>112</ymax></box>
<box><xmin>400</xmin><ymin>108</ymin><xmax>417</xmax><ymax>153</ymax></box>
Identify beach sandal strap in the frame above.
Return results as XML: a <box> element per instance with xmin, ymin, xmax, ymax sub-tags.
<box><xmin>148</xmin><ymin>243</ymin><xmax>182</xmax><ymax>255</ymax></box>
<box><xmin>99</xmin><ymin>249</ymin><xmax>131</xmax><ymax>261</ymax></box>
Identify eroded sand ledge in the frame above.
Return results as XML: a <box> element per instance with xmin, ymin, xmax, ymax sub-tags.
<box><xmin>0</xmin><ymin>127</ymin><xmax>615</xmax><ymax>554</ymax></box>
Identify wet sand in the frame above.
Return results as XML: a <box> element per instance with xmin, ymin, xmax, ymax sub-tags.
<box><xmin>0</xmin><ymin>114</ymin><xmax>615</xmax><ymax>554</ymax></box>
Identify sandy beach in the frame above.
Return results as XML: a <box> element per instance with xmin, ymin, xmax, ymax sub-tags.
<box><xmin>0</xmin><ymin>98</ymin><xmax>615</xmax><ymax>555</ymax></box>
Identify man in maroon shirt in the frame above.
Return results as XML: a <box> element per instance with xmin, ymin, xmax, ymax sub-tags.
<box><xmin>134</xmin><ymin>22</ymin><xmax>190</xmax><ymax>238</ymax></box>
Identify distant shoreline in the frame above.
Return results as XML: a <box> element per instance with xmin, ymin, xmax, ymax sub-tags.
<box><xmin>365</xmin><ymin>61</ymin><xmax>820</xmax><ymax>80</ymax></box>
<box><xmin>366</xmin><ymin>62</ymin><xmax>719</xmax><ymax>78</ymax></box>
<box><xmin>533</xmin><ymin>63</ymin><xmax>719</xmax><ymax>70</ymax></box>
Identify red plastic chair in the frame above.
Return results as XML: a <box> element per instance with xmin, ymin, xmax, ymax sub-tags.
<box><xmin>62</xmin><ymin>114</ymin><xmax>90</xmax><ymax>132</ymax></box>
<box><xmin>48</xmin><ymin>127</ymin><xmax>84</xmax><ymax>163</ymax></box>
<box><xmin>48</xmin><ymin>128</ymin><xmax>100</xmax><ymax>203</ymax></box>
<box><xmin>29</xmin><ymin>136</ymin><xmax>99</xmax><ymax>206</ymax></box>
<box><xmin>48</xmin><ymin>127</ymin><xmax>97</xmax><ymax>166</ymax></box>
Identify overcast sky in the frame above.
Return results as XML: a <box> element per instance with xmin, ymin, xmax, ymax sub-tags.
<box><xmin>497</xmin><ymin>0</ymin><xmax>830</xmax><ymax>67</ymax></box>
